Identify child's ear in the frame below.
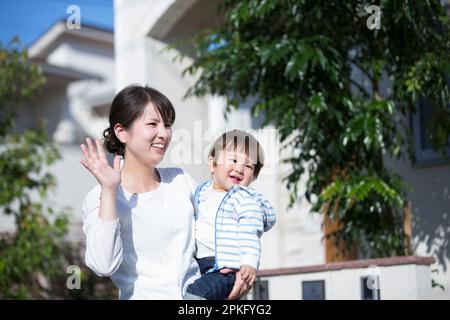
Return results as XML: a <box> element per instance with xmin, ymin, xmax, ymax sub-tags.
<box><xmin>208</xmin><ymin>156</ymin><xmax>216</xmax><ymax>174</ymax></box>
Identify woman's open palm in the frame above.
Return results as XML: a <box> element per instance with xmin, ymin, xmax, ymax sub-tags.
<box><xmin>80</xmin><ymin>137</ymin><xmax>122</xmax><ymax>190</ymax></box>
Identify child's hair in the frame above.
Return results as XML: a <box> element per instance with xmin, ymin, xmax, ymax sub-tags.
<box><xmin>209</xmin><ymin>129</ymin><xmax>265</xmax><ymax>179</ymax></box>
<box><xmin>103</xmin><ymin>84</ymin><xmax>176</xmax><ymax>157</ymax></box>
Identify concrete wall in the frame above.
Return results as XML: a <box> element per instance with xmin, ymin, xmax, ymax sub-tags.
<box><xmin>252</xmin><ymin>261</ymin><xmax>433</xmax><ymax>300</ymax></box>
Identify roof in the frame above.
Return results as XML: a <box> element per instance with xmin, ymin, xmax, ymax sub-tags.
<box><xmin>39</xmin><ymin>63</ymin><xmax>99</xmax><ymax>82</ymax></box>
<box><xmin>28</xmin><ymin>20</ymin><xmax>113</xmax><ymax>60</ymax></box>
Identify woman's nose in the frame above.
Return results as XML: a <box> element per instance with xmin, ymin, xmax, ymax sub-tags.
<box><xmin>157</xmin><ymin>123</ymin><xmax>169</xmax><ymax>138</ymax></box>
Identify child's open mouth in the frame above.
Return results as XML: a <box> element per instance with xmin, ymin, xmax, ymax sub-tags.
<box><xmin>229</xmin><ymin>175</ymin><xmax>242</xmax><ymax>184</ymax></box>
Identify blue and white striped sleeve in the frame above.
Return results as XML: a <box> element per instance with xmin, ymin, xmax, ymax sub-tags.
<box><xmin>233</xmin><ymin>194</ymin><xmax>264</xmax><ymax>269</ymax></box>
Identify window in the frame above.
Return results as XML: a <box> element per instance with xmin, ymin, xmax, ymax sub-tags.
<box><xmin>302</xmin><ymin>280</ymin><xmax>325</xmax><ymax>300</ymax></box>
<box><xmin>410</xmin><ymin>97</ymin><xmax>450</xmax><ymax>166</ymax></box>
<box><xmin>361</xmin><ymin>276</ymin><xmax>380</xmax><ymax>300</ymax></box>
<box><xmin>253</xmin><ymin>280</ymin><xmax>269</xmax><ymax>300</ymax></box>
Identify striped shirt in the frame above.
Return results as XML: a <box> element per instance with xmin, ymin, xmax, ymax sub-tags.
<box><xmin>193</xmin><ymin>180</ymin><xmax>276</xmax><ymax>272</ymax></box>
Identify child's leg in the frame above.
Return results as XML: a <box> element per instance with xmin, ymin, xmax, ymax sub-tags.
<box><xmin>186</xmin><ymin>271</ymin><xmax>235</xmax><ymax>300</ymax></box>
<box><xmin>184</xmin><ymin>257</ymin><xmax>236</xmax><ymax>300</ymax></box>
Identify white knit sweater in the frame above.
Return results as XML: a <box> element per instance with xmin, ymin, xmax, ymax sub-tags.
<box><xmin>81</xmin><ymin>167</ymin><xmax>200</xmax><ymax>299</ymax></box>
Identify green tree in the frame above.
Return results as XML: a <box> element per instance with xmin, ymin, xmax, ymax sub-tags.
<box><xmin>181</xmin><ymin>0</ymin><xmax>450</xmax><ymax>258</ymax></box>
<box><xmin>0</xmin><ymin>38</ymin><xmax>64</xmax><ymax>299</ymax></box>
<box><xmin>0</xmin><ymin>39</ymin><xmax>116</xmax><ymax>299</ymax></box>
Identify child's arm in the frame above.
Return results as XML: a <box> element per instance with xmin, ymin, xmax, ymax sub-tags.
<box><xmin>233</xmin><ymin>195</ymin><xmax>265</xmax><ymax>270</ymax></box>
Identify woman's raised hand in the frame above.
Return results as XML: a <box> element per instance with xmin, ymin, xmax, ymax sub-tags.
<box><xmin>80</xmin><ymin>138</ymin><xmax>122</xmax><ymax>191</ymax></box>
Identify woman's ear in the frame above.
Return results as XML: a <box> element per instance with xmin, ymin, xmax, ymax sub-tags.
<box><xmin>114</xmin><ymin>123</ymin><xmax>127</xmax><ymax>143</ymax></box>
<box><xmin>208</xmin><ymin>156</ymin><xmax>216</xmax><ymax>174</ymax></box>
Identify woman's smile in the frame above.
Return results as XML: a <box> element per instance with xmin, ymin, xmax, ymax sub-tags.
<box><xmin>151</xmin><ymin>142</ymin><xmax>165</xmax><ymax>154</ymax></box>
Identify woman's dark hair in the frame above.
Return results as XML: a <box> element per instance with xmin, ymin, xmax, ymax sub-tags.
<box><xmin>103</xmin><ymin>84</ymin><xmax>176</xmax><ymax>157</ymax></box>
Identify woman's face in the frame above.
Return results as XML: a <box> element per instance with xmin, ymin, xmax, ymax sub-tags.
<box><xmin>123</xmin><ymin>103</ymin><xmax>172</xmax><ymax>167</ymax></box>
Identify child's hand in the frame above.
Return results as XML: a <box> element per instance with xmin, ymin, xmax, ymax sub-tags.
<box><xmin>240</xmin><ymin>265</ymin><xmax>257</xmax><ymax>286</ymax></box>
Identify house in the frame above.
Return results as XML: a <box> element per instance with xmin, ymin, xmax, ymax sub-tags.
<box><xmin>0</xmin><ymin>20</ymin><xmax>115</xmax><ymax>242</ymax></box>
<box><xmin>113</xmin><ymin>0</ymin><xmax>449</xmax><ymax>299</ymax></box>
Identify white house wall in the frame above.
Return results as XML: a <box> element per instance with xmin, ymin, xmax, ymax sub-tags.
<box><xmin>259</xmin><ymin>264</ymin><xmax>432</xmax><ymax>300</ymax></box>
<box><xmin>386</xmin><ymin>156</ymin><xmax>450</xmax><ymax>299</ymax></box>
<box><xmin>47</xmin><ymin>41</ymin><xmax>114</xmax><ymax>82</ymax></box>
<box><xmin>50</xmin><ymin>145</ymin><xmax>99</xmax><ymax>243</ymax></box>
<box><xmin>114</xmin><ymin>0</ymin><xmax>180</xmax><ymax>88</ymax></box>
<box><xmin>113</xmin><ymin>0</ymin><xmax>325</xmax><ymax>272</ymax></box>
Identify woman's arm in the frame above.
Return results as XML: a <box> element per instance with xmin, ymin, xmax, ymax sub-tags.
<box><xmin>80</xmin><ymin>138</ymin><xmax>123</xmax><ymax>276</ymax></box>
<box><xmin>82</xmin><ymin>197</ymin><xmax>123</xmax><ymax>276</ymax></box>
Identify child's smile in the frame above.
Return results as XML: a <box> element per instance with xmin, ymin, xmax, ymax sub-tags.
<box><xmin>209</xmin><ymin>149</ymin><xmax>256</xmax><ymax>191</ymax></box>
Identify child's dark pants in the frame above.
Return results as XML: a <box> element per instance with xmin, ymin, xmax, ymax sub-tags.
<box><xmin>186</xmin><ymin>257</ymin><xmax>236</xmax><ymax>300</ymax></box>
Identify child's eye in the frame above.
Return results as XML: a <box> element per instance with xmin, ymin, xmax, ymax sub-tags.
<box><xmin>246</xmin><ymin>165</ymin><xmax>254</xmax><ymax>170</ymax></box>
<box><xmin>229</xmin><ymin>159</ymin><xmax>237</xmax><ymax>163</ymax></box>
<box><xmin>164</xmin><ymin>123</ymin><xmax>171</xmax><ymax>128</ymax></box>
<box><xmin>147</xmin><ymin>123</ymin><xmax>157</xmax><ymax>127</ymax></box>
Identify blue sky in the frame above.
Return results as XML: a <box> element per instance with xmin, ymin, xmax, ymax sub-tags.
<box><xmin>0</xmin><ymin>0</ymin><xmax>113</xmax><ymax>47</ymax></box>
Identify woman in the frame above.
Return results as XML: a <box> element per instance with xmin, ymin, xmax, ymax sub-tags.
<box><xmin>80</xmin><ymin>85</ymin><xmax>250</xmax><ymax>299</ymax></box>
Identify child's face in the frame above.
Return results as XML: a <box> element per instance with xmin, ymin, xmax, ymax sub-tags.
<box><xmin>209</xmin><ymin>149</ymin><xmax>256</xmax><ymax>192</ymax></box>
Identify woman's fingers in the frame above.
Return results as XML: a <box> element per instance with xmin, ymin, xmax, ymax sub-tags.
<box><xmin>226</xmin><ymin>270</ymin><xmax>252</xmax><ymax>300</ymax></box>
<box><xmin>250</xmin><ymin>274</ymin><xmax>256</xmax><ymax>286</ymax></box>
<box><xmin>79</xmin><ymin>159</ymin><xmax>88</xmax><ymax>169</ymax></box>
<box><xmin>95</xmin><ymin>139</ymin><xmax>107</xmax><ymax>162</ymax></box>
<box><xmin>239</xmin><ymin>282</ymin><xmax>250</xmax><ymax>297</ymax></box>
<box><xmin>82</xmin><ymin>138</ymin><xmax>107</xmax><ymax>165</ymax></box>
<box><xmin>226</xmin><ymin>272</ymin><xmax>243</xmax><ymax>300</ymax></box>
<box><xmin>80</xmin><ymin>144</ymin><xmax>92</xmax><ymax>164</ymax></box>
<box><xmin>86</xmin><ymin>137</ymin><xmax>97</xmax><ymax>160</ymax></box>
<box><xmin>79</xmin><ymin>159</ymin><xmax>95</xmax><ymax>175</ymax></box>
